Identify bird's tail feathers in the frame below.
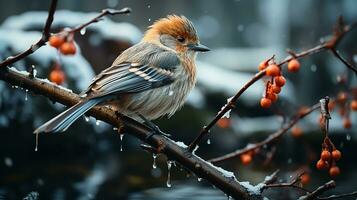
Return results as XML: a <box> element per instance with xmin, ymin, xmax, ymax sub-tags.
<box><xmin>34</xmin><ymin>98</ymin><xmax>101</xmax><ymax>134</ymax></box>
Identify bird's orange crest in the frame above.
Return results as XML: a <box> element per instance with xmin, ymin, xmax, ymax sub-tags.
<box><xmin>143</xmin><ymin>15</ymin><xmax>198</xmax><ymax>44</ymax></box>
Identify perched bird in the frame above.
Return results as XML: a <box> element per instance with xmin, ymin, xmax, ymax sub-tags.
<box><xmin>34</xmin><ymin>15</ymin><xmax>209</xmax><ymax>134</ymax></box>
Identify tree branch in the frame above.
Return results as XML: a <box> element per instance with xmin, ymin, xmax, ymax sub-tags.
<box><xmin>209</xmin><ymin>103</ymin><xmax>320</xmax><ymax>163</ymax></box>
<box><xmin>0</xmin><ymin>0</ymin><xmax>58</xmax><ymax>68</ymax></box>
<box><xmin>187</xmin><ymin>17</ymin><xmax>357</xmax><ymax>151</ymax></box>
<box><xmin>0</xmin><ymin>67</ymin><xmax>260</xmax><ymax>200</ymax></box>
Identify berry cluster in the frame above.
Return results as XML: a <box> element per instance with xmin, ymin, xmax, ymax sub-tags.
<box><xmin>316</xmin><ymin>138</ymin><xmax>342</xmax><ymax>177</ymax></box>
<box><xmin>259</xmin><ymin>58</ymin><xmax>300</xmax><ymax>109</ymax></box>
<box><xmin>49</xmin><ymin>33</ymin><xmax>76</xmax><ymax>55</ymax></box>
<box><xmin>328</xmin><ymin>91</ymin><xmax>357</xmax><ymax>129</ymax></box>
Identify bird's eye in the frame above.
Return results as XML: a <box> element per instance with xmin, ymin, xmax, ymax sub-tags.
<box><xmin>177</xmin><ymin>37</ymin><xmax>185</xmax><ymax>43</ymax></box>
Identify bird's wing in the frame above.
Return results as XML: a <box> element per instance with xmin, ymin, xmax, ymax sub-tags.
<box><xmin>86</xmin><ymin>43</ymin><xmax>180</xmax><ymax>98</ymax></box>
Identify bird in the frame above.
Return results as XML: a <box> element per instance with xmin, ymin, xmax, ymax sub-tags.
<box><xmin>34</xmin><ymin>15</ymin><xmax>209</xmax><ymax>134</ymax></box>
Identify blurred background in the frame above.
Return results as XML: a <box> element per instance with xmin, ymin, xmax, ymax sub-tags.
<box><xmin>0</xmin><ymin>0</ymin><xmax>356</xmax><ymax>199</ymax></box>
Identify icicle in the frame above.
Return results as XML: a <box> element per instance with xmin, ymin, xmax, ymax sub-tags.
<box><xmin>197</xmin><ymin>177</ymin><xmax>202</xmax><ymax>182</ymax></box>
<box><xmin>152</xmin><ymin>154</ymin><xmax>157</xmax><ymax>169</ymax></box>
<box><xmin>84</xmin><ymin>116</ymin><xmax>90</xmax><ymax>122</ymax></box>
<box><xmin>35</xmin><ymin>133</ymin><xmax>39</xmax><ymax>152</ymax></box>
<box><xmin>95</xmin><ymin>120</ymin><xmax>100</xmax><ymax>126</ymax></box>
<box><xmin>346</xmin><ymin>134</ymin><xmax>351</xmax><ymax>141</ymax></box>
<box><xmin>207</xmin><ymin>139</ymin><xmax>211</xmax><ymax>144</ymax></box>
<box><xmin>80</xmin><ymin>28</ymin><xmax>87</xmax><ymax>35</ymax></box>
<box><xmin>25</xmin><ymin>89</ymin><xmax>28</xmax><ymax>101</ymax></box>
<box><xmin>166</xmin><ymin>160</ymin><xmax>173</xmax><ymax>187</ymax></box>
<box><xmin>120</xmin><ymin>134</ymin><xmax>124</xmax><ymax>151</ymax></box>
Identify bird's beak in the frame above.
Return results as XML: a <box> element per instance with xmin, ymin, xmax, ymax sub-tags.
<box><xmin>187</xmin><ymin>43</ymin><xmax>210</xmax><ymax>52</ymax></box>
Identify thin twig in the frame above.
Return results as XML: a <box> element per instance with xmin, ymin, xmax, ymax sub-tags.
<box><xmin>209</xmin><ymin>103</ymin><xmax>320</xmax><ymax>163</ymax></box>
<box><xmin>299</xmin><ymin>180</ymin><xmax>336</xmax><ymax>200</ymax></box>
<box><xmin>0</xmin><ymin>0</ymin><xmax>58</xmax><ymax>68</ymax></box>
<box><xmin>187</xmin><ymin>18</ymin><xmax>357</xmax><ymax>152</ymax></box>
<box><xmin>262</xmin><ymin>171</ymin><xmax>310</xmax><ymax>193</ymax></box>
<box><xmin>318</xmin><ymin>191</ymin><xmax>357</xmax><ymax>200</ymax></box>
<box><xmin>330</xmin><ymin>48</ymin><xmax>357</xmax><ymax>75</ymax></box>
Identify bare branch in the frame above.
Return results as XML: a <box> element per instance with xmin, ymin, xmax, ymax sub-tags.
<box><xmin>0</xmin><ymin>0</ymin><xmax>58</xmax><ymax>68</ymax></box>
<box><xmin>209</xmin><ymin>103</ymin><xmax>320</xmax><ymax>163</ymax></box>
<box><xmin>299</xmin><ymin>180</ymin><xmax>336</xmax><ymax>200</ymax></box>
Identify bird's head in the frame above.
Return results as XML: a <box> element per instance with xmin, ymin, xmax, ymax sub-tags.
<box><xmin>142</xmin><ymin>15</ymin><xmax>210</xmax><ymax>55</ymax></box>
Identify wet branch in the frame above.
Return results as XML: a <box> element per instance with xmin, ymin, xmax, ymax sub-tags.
<box><xmin>209</xmin><ymin>103</ymin><xmax>320</xmax><ymax>163</ymax></box>
<box><xmin>187</xmin><ymin>17</ymin><xmax>357</xmax><ymax>151</ymax></box>
<box><xmin>0</xmin><ymin>67</ymin><xmax>260</xmax><ymax>200</ymax></box>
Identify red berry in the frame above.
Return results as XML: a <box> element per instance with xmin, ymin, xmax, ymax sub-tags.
<box><xmin>49</xmin><ymin>69</ymin><xmax>65</xmax><ymax>85</ymax></box>
<box><xmin>240</xmin><ymin>154</ymin><xmax>252</xmax><ymax>165</ymax></box>
<box><xmin>258</xmin><ymin>60</ymin><xmax>269</xmax><ymax>71</ymax></box>
<box><xmin>260</xmin><ymin>98</ymin><xmax>272</xmax><ymax>109</ymax></box>
<box><xmin>351</xmin><ymin>100</ymin><xmax>357</xmax><ymax>111</ymax></box>
<box><xmin>49</xmin><ymin>35</ymin><xmax>65</xmax><ymax>48</ymax></box>
<box><xmin>60</xmin><ymin>42</ymin><xmax>76</xmax><ymax>55</ymax></box>
<box><xmin>217</xmin><ymin>118</ymin><xmax>231</xmax><ymax>129</ymax></box>
<box><xmin>332</xmin><ymin>150</ymin><xmax>341</xmax><ymax>161</ymax></box>
<box><xmin>266</xmin><ymin>92</ymin><xmax>278</xmax><ymax>102</ymax></box>
<box><xmin>343</xmin><ymin>118</ymin><xmax>352</xmax><ymax>129</ymax></box>
<box><xmin>316</xmin><ymin>159</ymin><xmax>328</xmax><ymax>170</ymax></box>
<box><xmin>271</xmin><ymin>85</ymin><xmax>281</xmax><ymax>94</ymax></box>
<box><xmin>300</xmin><ymin>174</ymin><xmax>310</xmax><ymax>185</ymax></box>
<box><xmin>288</xmin><ymin>59</ymin><xmax>300</xmax><ymax>72</ymax></box>
<box><xmin>291</xmin><ymin>126</ymin><xmax>303</xmax><ymax>138</ymax></box>
<box><xmin>266</xmin><ymin>64</ymin><xmax>280</xmax><ymax>76</ymax></box>
<box><xmin>321</xmin><ymin>150</ymin><xmax>331</xmax><ymax>161</ymax></box>
<box><xmin>274</xmin><ymin>76</ymin><xmax>286</xmax><ymax>87</ymax></box>
<box><xmin>329</xmin><ymin>166</ymin><xmax>340</xmax><ymax>177</ymax></box>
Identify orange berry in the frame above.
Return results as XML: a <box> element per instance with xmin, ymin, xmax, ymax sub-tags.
<box><xmin>49</xmin><ymin>69</ymin><xmax>65</xmax><ymax>85</ymax></box>
<box><xmin>49</xmin><ymin>35</ymin><xmax>65</xmax><ymax>48</ymax></box>
<box><xmin>287</xmin><ymin>59</ymin><xmax>300</xmax><ymax>72</ymax></box>
<box><xmin>60</xmin><ymin>42</ymin><xmax>76</xmax><ymax>55</ymax></box>
<box><xmin>217</xmin><ymin>118</ymin><xmax>231</xmax><ymax>129</ymax></box>
<box><xmin>291</xmin><ymin>126</ymin><xmax>303</xmax><ymax>138</ymax></box>
<box><xmin>274</xmin><ymin>76</ymin><xmax>286</xmax><ymax>87</ymax></box>
<box><xmin>329</xmin><ymin>166</ymin><xmax>340</xmax><ymax>177</ymax></box>
<box><xmin>316</xmin><ymin>159</ymin><xmax>328</xmax><ymax>170</ymax></box>
<box><xmin>271</xmin><ymin>84</ymin><xmax>281</xmax><ymax>94</ymax></box>
<box><xmin>266</xmin><ymin>92</ymin><xmax>278</xmax><ymax>102</ymax></box>
<box><xmin>343</xmin><ymin>118</ymin><xmax>352</xmax><ymax>129</ymax></box>
<box><xmin>337</xmin><ymin>92</ymin><xmax>347</xmax><ymax>103</ymax></box>
<box><xmin>240</xmin><ymin>153</ymin><xmax>252</xmax><ymax>165</ymax></box>
<box><xmin>258</xmin><ymin>60</ymin><xmax>269</xmax><ymax>71</ymax></box>
<box><xmin>266</xmin><ymin>64</ymin><xmax>280</xmax><ymax>76</ymax></box>
<box><xmin>320</xmin><ymin>150</ymin><xmax>331</xmax><ymax>161</ymax></box>
<box><xmin>332</xmin><ymin>150</ymin><xmax>341</xmax><ymax>161</ymax></box>
<box><xmin>300</xmin><ymin>174</ymin><xmax>310</xmax><ymax>185</ymax></box>
<box><xmin>351</xmin><ymin>100</ymin><xmax>357</xmax><ymax>111</ymax></box>
<box><xmin>260</xmin><ymin>98</ymin><xmax>272</xmax><ymax>109</ymax></box>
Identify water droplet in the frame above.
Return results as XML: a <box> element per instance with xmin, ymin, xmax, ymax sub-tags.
<box><xmin>14</xmin><ymin>85</ymin><xmax>18</xmax><ymax>89</ymax></box>
<box><xmin>287</xmin><ymin>158</ymin><xmax>292</xmax><ymax>164</ymax></box>
<box><xmin>207</xmin><ymin>139</ymin><xmax>211</xmax><ymax>144</ymax></box>
<box><xmin>25</xmin><ymin>89</ymin><xmax>28</xmax><ymax>101</ymax></box>
<box><xmin>147</xmin><ymin>5</ymin><xmax>151</xmax><ymax>8</ymax></box>
<box><xmin>96</xmin><ymin>120</ymin><xmax>100</xmax><ymax>126</ymax></box>
<box><xmin>120</xmin><ymin>134</ymin><xmax>124</xmax><ymax>151</ymax></box>
<box><xmin>346</xmin><ymin>134</ymin><xmax>351</xmax><ymax>141</ymax></box>
<box><xmin>152</xmin><ymin>154</ymin><xmax>157</xmax><ymax>169</ymax></box>
<box><xmin>148</xmin><ymin>18</ymin><xmax>151</xmax><ymax>22</ymax></box>
<box><xmin>35</xmin><ymin>133</ymin><xmax>39</xmax><ymax>152</ymax></box>
<box><xmin>84</xmin><ymin>116</ymin><xmax>90</xmax><ymax>122</ymax></box>
<box><xmin>4</xmin><ymin>157</ymin><xmax>13</xmax><ymax>167</ymax></box>
<box><xmin>166</xmin><ymin>160</ymin><xmax>173</xmax><ymax>187</ymax></box>
<box><xmin>237</xmin><ymin>24</ymin><xmax>244</xmax><ymax>32</ymax></box>
<box><xmin>113</xmin><ymin>127</ymin><xmax>118</xmax><ymax>131</ymax></box>
<box><xmin>80</xmin><ymin>28</ymin><xmax>86</xmax><ymax>35</ymax></box>
<box><xmin>310</xmin><ymin>64</ymin><xmax>317</xmax><ymax>72</ymax></box>
<box><xmin>197</xmin><ymin>177</ymin><xmax>202</xmax><ymax>182</ymax></box>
